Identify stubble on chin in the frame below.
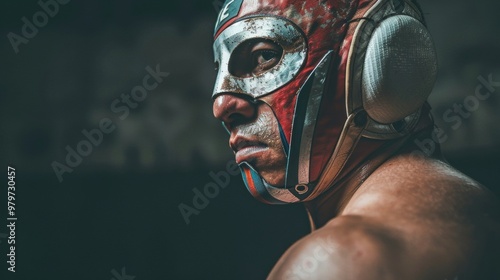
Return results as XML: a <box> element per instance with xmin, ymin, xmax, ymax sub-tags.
<box><xmin>236</xmin><ymin>104</ymin><xmax>287</xmax><ymax>186</ymax></box>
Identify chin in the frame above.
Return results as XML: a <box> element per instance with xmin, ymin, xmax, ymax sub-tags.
<box><xmin>259</xmin><ymin>171</ymin><xmax>286</xmax><ymax>187</ymax></box>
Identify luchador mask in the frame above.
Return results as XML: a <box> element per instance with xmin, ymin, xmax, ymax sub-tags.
<box><xmin>212</xmin><ymin>0</ymin><xmax>437</xmax><ymax>204</ymax></box>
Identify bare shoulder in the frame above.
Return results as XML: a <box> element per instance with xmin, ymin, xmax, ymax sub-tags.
<box><xmin>342</xmin><ymin>154</ymin><xmax>500</xmax><ymax>277</ymax></box>
<box><xmin>268</xmin><ymin>215</ymin><xmax>415</xmax><ymax>279</ymax></box>
<box><xmin>268</xmin><ymin>156</ymin><xmax>500</xmax><ymax>279</ymax></box>
<box><xmin>344</xmin><ymin>154</ymin><xmax>500</xmax><ymax>225</ymax></box>
<box><xmin>267</xmin><ymin>213</ymin><xmax>472</xmax><ymax>279</ymax></box>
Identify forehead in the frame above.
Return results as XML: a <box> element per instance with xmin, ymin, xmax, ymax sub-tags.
<box><xmin>214</xmin><ymin>16</ymin><xmax>305</xmax><ymax>52</ymax></box>
<box><xmin>215</xmin><ymin>0</ymin><xmax>355</xmax><ymax>40</ymax></box>
<box><xmin>215</xmin><ymin>0</ymin><xmax>305</xmax><ymax>38</ymax></box>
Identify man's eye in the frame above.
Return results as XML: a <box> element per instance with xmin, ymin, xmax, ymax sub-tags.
<box><xmin>228</xmin><ymin>40</ymin><xmax>283</xmax><ymax>77</ymax></box>
<box><xmin>251</xmin><ymin>50</ymin><xmax>281</xmax><ymax>73</ymax></box>
<box><xmin>254</xmin><ymin>50</ymin><xmax>279</xmax><ymax>65</ymax></box>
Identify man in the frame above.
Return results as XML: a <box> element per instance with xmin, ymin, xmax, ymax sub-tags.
<box><xmin>211</xmin><ymin>0</ymin><xmax>500</xmax><ymax>278</ymax></box>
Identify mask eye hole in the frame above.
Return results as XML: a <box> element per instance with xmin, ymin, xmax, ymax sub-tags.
<box><xmin>214</xmin><ymin>61</ymin><xmax>220</xmax><ymax>72</ymax></box>
<box><xmin>228</xmin><ymin>39</ymin><xmax>283</xmax><ymax>78</ymax></box>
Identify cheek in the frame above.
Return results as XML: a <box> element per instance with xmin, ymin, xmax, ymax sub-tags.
<box><xmin>257</xmin><ymin>109</ymin><xmax>282</xmax><ymax>149</ymax></box>
<box><xmin>251</xmin><ymin>106</ymin><xmax>287</xmax><ymax>186</ymax></box>
<box><xmin>261</xmin><ymin>83</ymin><xmax>299</xmax><ymax>143</ymax></box>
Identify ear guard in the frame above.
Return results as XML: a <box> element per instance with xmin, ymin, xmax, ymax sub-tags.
<box><xmin>306</xmin><ymin>0</ymin><xmax>438</xmax><ymax>202</ymax></box>
<box><xmin>347</xmin><ymin>0</ymin><xmax>438</xmax><ymax>139</ymax></box>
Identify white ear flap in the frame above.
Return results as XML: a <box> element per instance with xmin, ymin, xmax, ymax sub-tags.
<box><xmin>362</xmin><ymin>15</ymin><xmax>437</xmax><ymax>124</ymax></box>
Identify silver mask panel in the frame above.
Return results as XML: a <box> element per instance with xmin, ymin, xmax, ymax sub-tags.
<box><xmin>212</xmin><ymin>16</ymin><xmax>307</xmax><ymax>99</ymax></box>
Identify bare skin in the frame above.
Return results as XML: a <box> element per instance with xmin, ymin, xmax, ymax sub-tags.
<box><xmin>268</xmin><ymin>154</ymin><xmax>500</xmax><ymax>279</ymax></box>
<box><xmin>213</xmin><ymin>39</ymin><xmax>500</xmax><ymax>279</ymax></box>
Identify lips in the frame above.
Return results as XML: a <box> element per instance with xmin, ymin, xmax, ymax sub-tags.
<box><xmin>230</xmin><ymin>136</ymin><xmax>268</xmax><ymax>163</ymax></box>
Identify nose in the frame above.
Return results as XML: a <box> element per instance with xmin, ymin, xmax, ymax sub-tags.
<box><xmin>213</xmin><ymin>94</ymin><xmax>256</xmax><ymax>126</ymax></box>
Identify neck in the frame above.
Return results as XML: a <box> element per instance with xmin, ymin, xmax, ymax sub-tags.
<box><xmin>304</xmin><ymin>104</ymin><xmax>437</xmax><ymax>230</ymax></box>
<box><xmin>303</xmin><ymin>132</ymin><xmax>421</xmax><ymax>230</ymax></box>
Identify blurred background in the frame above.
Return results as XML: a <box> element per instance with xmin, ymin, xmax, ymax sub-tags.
<box><xmin>0</xmin><ymin>0</ymin><xmax>498</xmax><ymax>279</ymax></box>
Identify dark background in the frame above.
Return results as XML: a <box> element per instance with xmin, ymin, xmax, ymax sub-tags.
<box><xmin>0</xmin><ymin>0</ymin><xmax>499</xmax><ymax>279</ymax></box>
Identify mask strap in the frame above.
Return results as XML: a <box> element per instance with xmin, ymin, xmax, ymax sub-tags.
<box><xmin>307</xmin><ymin>110</ymin><xmax>368</xmax><ymax>200</ymax></box>
<box><xmin>239</xmin><ymin>163</ymin><xmax>290</xmax><ymax>204</ymax></box>
<box><xmin>278</xmin><ymin>122</ymin><xmax>289</xmax><ymax>157</ymax></box>
<box><xmin>285</xmin><ymin>51</ymin><xmax>334</xmax><ymax>189</ymax></box>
